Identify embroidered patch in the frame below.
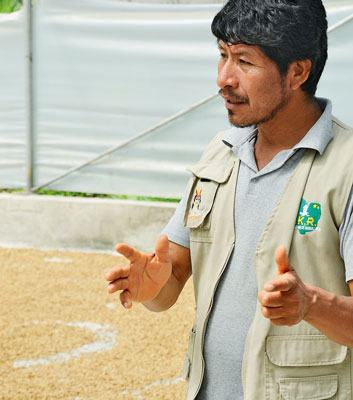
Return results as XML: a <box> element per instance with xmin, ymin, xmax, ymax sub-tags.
<box><xmin>295</xmin><ymin>198</ymin><xmax>322</xmax><ymax>235</ymax></box>
<box><xmin>188</xmin><ymin>188</ymin><xmax>203</xmax><ymax>221</ymax></box>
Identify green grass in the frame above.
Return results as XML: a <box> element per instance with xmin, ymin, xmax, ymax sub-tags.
<box><xmin>0</xmin><ymin>188</ymin><xmax>24</xmax><ymax>194</ymax></box>
<box><xmin>0</xmin><ymin>0</ymin><xmax>22</xmax><ymax>13</ymax></box>
<box><xmin>0</xmin><ymin>188</ymin><xmax>180</xmax><ymax>202</ymax></box>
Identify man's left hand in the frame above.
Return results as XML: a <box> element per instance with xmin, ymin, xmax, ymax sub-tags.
<box><xmin>258</xmin><ymin>245</ymin><xmax>315</xmax><ymax>326</ymax></box>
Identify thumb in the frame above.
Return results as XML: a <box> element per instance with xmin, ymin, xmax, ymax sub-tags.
<box><xmin>155</xmin><ymin>235</ymin><xmax>171</xmax><ymax>263</ymax></box>
<box><xmin>275</xmin><ymin>245</ymin><xmax>292</xmax><ymax>275</ymax></box>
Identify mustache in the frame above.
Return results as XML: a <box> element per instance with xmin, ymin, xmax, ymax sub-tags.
<box><xmin>218</xmin><ymin>88</ymin><xmax>249</xmax><ymax>104</ymax></box>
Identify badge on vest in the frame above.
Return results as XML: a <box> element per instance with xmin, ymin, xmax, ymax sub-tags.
<box><xmin>188</xmin><ymin>188</ymin><xmax>203</xmax><ymax>221</ymax></box>
<box><xmin>295</xmin><ymin>198</ymin><xmax>322</xmax><ymax>235</ymax></box>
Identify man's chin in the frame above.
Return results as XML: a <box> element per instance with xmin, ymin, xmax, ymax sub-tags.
<box><xmin>228</xmin><ymin>114</ymin><xmax>254</xmax><ymax>129</ymax></box>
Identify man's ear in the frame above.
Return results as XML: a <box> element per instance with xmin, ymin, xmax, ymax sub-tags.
<box><xmin>287</xmin><ymin>59</ymin><xmax>312</xmax><ymax>91</ymax></box>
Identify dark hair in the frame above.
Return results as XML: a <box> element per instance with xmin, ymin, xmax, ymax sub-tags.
<box><xmin>211</xmin><ymin>0</ymin><xmax>328</xmax><ymax>96</ymax></box>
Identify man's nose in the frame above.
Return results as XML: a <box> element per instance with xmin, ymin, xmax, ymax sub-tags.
<box><xmin>217</xmin><ymin>62</ymin><xmax>239</xmax><ymax>89</ymax></box>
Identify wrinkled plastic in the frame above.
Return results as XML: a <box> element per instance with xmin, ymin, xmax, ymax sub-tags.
<box><xmin>0</xmin><ymin>0</ymin><xmax>352</xmax><ymax>196</ymax></box>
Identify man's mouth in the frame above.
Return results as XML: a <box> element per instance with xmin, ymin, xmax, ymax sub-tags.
<box><xmin>225</xmin><ymin>99</ymin><xmax>248</xmax><ymax>111</ymax></box>
<box><xmin>219</xmin><ymin>89</ymin><xmax>249</xmax><ymax>105</ymax></box>
<box><xmin>228</xmin><ymin>99</ymin><xmax>245</xmax><ymax>105</ymax></box>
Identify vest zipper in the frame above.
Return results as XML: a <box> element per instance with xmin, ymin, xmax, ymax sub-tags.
<box><xmin>195</xmin><ymin>242</ymin><xmax>235</xmax><ymax>397</ymax></box>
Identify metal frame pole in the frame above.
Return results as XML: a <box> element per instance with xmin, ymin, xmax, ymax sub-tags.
<box><xmin>24</xmin><ymin>0</ymin><xmax>34</xmax><ymax>193</ymax></box>
<box><xmin>327</xmin><ymin>12</ymin><xmax>353</xmax><ymax>33</ymax></box>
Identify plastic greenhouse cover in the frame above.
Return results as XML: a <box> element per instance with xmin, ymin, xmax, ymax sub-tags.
<box><xmin>0</xmin><ymin>0</ymin><xmax>352</xmax><ymax>197</ymax></box>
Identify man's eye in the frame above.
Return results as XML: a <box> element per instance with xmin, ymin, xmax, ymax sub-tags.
<box><xmin>220</xmin><ymin>53</ymin><xmax>227</xmax><ymax>59</ymax></box>
<box><xmin>239</xmin><ymin>59</ymin><xmax>251</xmax><ymax>65</ymax></box>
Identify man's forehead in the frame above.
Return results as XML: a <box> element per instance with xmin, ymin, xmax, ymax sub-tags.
<box><xmin>218</xmin><ymin>40</ymin><xmax>256</xmax><ymax>54</ymax></box>
<box><xmin>218</xmin><ymin>40</ymin><xmax>269</xmax><ymax>61</ymax></box>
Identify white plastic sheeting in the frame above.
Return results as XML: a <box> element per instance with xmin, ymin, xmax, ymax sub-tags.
<box><xmin>0</xmin><ymin>11</ymin><xmax>25</xmax><ymax>187</ymax></box>
<box><xmin>0</xmin><ymin>0</ymin><xmax>352</xmax><ymax>197</ymax></box>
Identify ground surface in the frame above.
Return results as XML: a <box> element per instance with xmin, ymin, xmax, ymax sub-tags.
<box><xmin>0</xmin><ymin>247</ymin><xmax>195</xmax><ymax>399</ymax></box>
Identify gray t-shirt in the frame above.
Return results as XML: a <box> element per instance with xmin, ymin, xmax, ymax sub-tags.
<box><xmin>162</xmin><ymin>99</ymin><xmax>353</xmax><ymax>399</ymax></box>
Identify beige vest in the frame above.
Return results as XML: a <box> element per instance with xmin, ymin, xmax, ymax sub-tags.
<box><xmin>182</xmin><ymin>117</ymin><xmax>353</xmax><ymax>400</ymax></box>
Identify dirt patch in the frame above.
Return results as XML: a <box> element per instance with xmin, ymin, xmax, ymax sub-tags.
<box><xmin>0</xmin><ymin>247</ymin><xmax>195</xmax><ymax>399</ymax></box>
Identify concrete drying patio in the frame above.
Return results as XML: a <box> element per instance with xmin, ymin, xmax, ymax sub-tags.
<box><xmin>0</xmin><ymin>246</ymin><xmax>195</xmax><ymax>399</ymax></box>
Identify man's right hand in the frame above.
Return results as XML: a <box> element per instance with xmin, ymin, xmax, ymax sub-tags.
<box><xmin>105</xmin><ymin>235</ymin><xmax>172</xmax><ymax>309</ymax></box>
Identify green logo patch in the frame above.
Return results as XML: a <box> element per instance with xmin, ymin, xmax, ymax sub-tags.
<box><xmin>295</xmin><ymin>198</ymin><xmax>322</xmax><ymax>235</ymax></box>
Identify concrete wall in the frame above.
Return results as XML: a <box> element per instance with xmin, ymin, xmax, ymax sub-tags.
<box><xmin>0</xmin><ymin>194</ymin><xmax>177</xmax><ymax>253</ymax></box>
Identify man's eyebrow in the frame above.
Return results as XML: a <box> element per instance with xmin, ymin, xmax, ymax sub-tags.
<box><xmin>217</xmin><ymin>41</ymin><xmax>253</xmax><ymax>57</ymax></box>
<box><xmin>233</xmin><ymin>50</ymin><xmax>254</xmax><ymax>57</ymax></box>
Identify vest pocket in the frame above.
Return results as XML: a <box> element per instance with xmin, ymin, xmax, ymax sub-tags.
<box><xmin>265</xmin><ymin>335</ymin><xmax>351</xmax><ymax>399</ymax></box>
<box><xmin>184</xmin><ymin>180</ymin><xmax>219</xmax><ymax>231</ymax></box>
<box><xmin>182</xmin><ymin>326</ymin><xmax>196</xmax><ymax>381</ymax></box>
<box><xmin>279</xmin><ymin>375</ymin><xmax>338</xmax><ymax>400</ymax></box>
<box><xmin>184</xmin><ymin>160</ymin><xmax>234</xmax><ymax>233</ymax></box>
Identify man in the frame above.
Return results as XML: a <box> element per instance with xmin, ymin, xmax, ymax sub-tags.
<box><xmin>105</xmin><ymin>0</ymin><xmax>353</xmax><ymax>398</ymax></box>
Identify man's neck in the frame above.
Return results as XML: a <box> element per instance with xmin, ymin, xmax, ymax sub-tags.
<box><xmin>254</xmin><ymin>95</ymin><xmax>323</xmax><ymax>171</ymax></box>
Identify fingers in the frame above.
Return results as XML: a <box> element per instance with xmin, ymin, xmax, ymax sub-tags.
<box><xmin>259</xmin><ymin>291</ymin><xmax>299</xmax><ymax>326</ymax></box>
<box><xmin>105</xmin><ymin>263</ymin><xmax>130</xmax><ymax>295</ymax></box>
<box><xmin>259</xmin><ymin>248</ymin><xmax>307</xmax><ymax>327</ymax></box>
<box><xmin>155</xmin><ymin>235</ymin><xmax>170</xmax><ymax>263</ymax></box>
<box><xmin>258</xmin><ymin>289</ymin><xmax>285</xmax><ymax>307</ymax></box>
<box><xmin>107</xmin><ymin>243</ymin><xmax>140</xmax><ymax>310</ymax></box>
<box><xmin>264</xmin><ymin>277</ymin><xmax>293</xmax><ymax>293</ymax></box>
<box><xmin>106</xmin><ymin>278</ymin><xmax>129</xmax><ymax>294</ymax></box>
<box><xmin>120</xmin><ymin>290</ymin><xmax>132</xmax><ymax>309</ymax></box>
<box><xmin>263</xmin><ymin>246</ymin><xmax>296</xmax><ymax>293</ymax></box>
<box><xmin>115</xmin><ymin>243</ymin><xmax>141</xmax><ymax>263</ymax></box>
<box><xmin>261</xmin><ymin>305</ymin><xmax>285</xmax><ymax>320</ymax></box>
<box><xmin>261</xmin><ymin>306</ymin><xmax>298</xmax><ymax>327</ymax></box>
<box><xmin>275</xmin><ymin>245</ymin><xmax>292</xmax><ymax>275</ymax></box>
<box><xmin>105</xmin><ymin>263</ymin><xmax>130</xmax><ymax>282</ymax></box>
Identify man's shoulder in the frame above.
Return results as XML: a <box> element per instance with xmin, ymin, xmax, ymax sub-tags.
<box><xmin>199</xmin><ymin>129</ymin><xmax>234</xmax><ymax>162</ymax></box>
<box><xmin>331</xmin><ymin>116</ymin><xmax>353</xmax><ymax>150</ymax></box>
<box><xmin>209</xmin><ymin>129</ymin><xmax>233</xmax><ymax>144</ymax></box>
<box><xmin>332</xmin><ymin>116</ymin><xmax>353</xmax><ymax>134</ymax></box>
<box><xmin>320</xmin><ymin>117</ymin><xmax>353</xmax><ymax>172</ymax></box>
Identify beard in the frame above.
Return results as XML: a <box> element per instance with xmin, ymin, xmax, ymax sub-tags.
<box><xmin>223</xmin><ymin>79</ymin><xmax>289</xmax><ymax>128</ymax></box>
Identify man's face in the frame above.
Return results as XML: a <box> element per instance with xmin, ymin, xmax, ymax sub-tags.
<box><xmin>217</xmin><ymin>41</ymin><xmax>290</xmax><ymax>128</ymax></box>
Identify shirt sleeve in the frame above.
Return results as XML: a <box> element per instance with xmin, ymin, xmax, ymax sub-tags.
<box><xmin>339</xmin><ymin>185</ymin><xmax>353</xmax><ymax>282</ymax></box>
<box><xmin>161</xmin><ymin>182</ymin><xmax>191</xmax><ymax>249</ymax></box>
